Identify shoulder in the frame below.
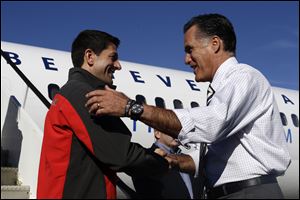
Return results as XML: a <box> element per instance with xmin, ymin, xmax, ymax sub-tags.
<box><xmin>236</xmin><ymin>63</ymin><xmax>266</xmax><ymax>80</ymax></box>
<box><xmin>60</xmin><ymin>80</ymin><xmax>94</xmax><ymax>100</ymax></box>
<box><xmin>57</xmin><ymin>80</ymin><xmax>100</xmax><ymax>113</ymax></box>
<box><xmin>228</xmin><ymin>63</ymin><xmax>273</xmax><ymax>99</ymax></box>
<box><xmin>61</xmin><ymin>79</ymin><xmax>92</xmax><ymax>94</ymax></box>
<box><xmin>225</xmin><ymin>62</ymin><xmax>270</xmax><ymax>88</ymax></box>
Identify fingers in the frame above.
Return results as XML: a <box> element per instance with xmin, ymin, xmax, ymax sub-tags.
<box><xmin>85</xmin><ymin>86</ymin><xmax>115</xmax><ymax>99</ymax></box>
<box><xmin>163</xmin><ymin>154</ymin><xmax>195</xmax><ymax>173</ymax></box>
<box><xmin>154</xmin><ymin>149</ymin><xmax>177</xmax><ymax>170</ymax></box>
<box><xmin>154</xmin><ymin>148</ymin><xmax>167</xmax><ymax>157</ymax></box>
<box><xmin>165</xmin><ymin>154</ymin><xmax>179</xmax><ymax>170</ymax></box>
<box><xmin>85</xmin><ymin>87</ymin><xmax>129</xmax><ymax>117</ymax></box>
<box><xmin>85</xmin><ymin>96</ymin><xmax>99</xmax><ymax>108</ymax></box>
<box><xmin>87</xmin><ymin>103</ymin><xmax>109</xmax><ymax>116</ymax></box>
<box><xmin>85</xmin><ymin>90</ymin><xmax>104</xmax><ymax>98</ymax></box>
<box><xmin>85</xmin><ymin>88</ymin><xmax>114</xmax><ymax>108</ymax></box>
<box><xmin>95</xmin><ymin>107</ymin><xmax>108</xmax><ymax>116</ymax></box>
<box><xmin>88</xmin><ymin>101</ymin><xmax>101</xmax><ymax>114</ymax></box>
<box><xmin>85</xmin><ymin>92</ymin><xmax>106</xmax><ymax>114</ymax></box>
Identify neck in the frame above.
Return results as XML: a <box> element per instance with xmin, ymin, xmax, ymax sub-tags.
<box><xmin>212</xmin><ymin>52</ymin><xmax>234</xmax><ymax>79</ymax></box>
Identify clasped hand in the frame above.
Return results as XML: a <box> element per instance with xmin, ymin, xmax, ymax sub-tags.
<box><xmin>154</xmin><ymin>148</ymin><xmax>195</xmax><ymax>174</ymax></box>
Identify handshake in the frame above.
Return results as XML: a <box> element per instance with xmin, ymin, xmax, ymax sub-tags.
<box><xmin>154</xmin><ymin>148</ymin><xmax>196</xmax><ymax>174</ymax></box>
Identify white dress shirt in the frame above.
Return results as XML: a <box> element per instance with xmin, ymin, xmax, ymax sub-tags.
<box><xmin>173</xmin><ymin>57</ymin><xmax>291</xmax><ymax>187</ymax></box>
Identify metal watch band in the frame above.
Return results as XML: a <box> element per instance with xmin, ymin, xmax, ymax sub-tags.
<box><xmin>124</xmin><ymin>99</ymin><xmax>135</xmax><ymax>117</ymax></box>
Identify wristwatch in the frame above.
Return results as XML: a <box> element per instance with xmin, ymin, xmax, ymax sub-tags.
<box><xmin>130</xmin><ymin>101</ymin><xmax>144</xmax><ymax>120</ymax></box>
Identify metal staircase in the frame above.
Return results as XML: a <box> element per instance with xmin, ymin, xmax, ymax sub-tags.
<box><xmin>1</xmin><ymin>95</ymin><xmax>43</xmax><ymax>199</ymax></box>
<box><xmin>1</xmin><ymin>167</ymin><xmax>30</xmax><ymax>199</ymax></box>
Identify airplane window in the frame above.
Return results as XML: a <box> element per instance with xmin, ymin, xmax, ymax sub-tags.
<box><xmin>136</xmin><ymin>94</ymin><xmax>146</xmax><ymax>104</ymax></box>
<box><xmin>279</xmin><ymin>112</ymin><xmax>288</xmax><ymax>126</ymax></box>
<box><xmin>173</xmin><ymin>99</ymin><xmax>183</xmax><ymax>109</ymax></box>
<box><xmin>48</xmin><ymin>83</ymin><xmax>60</xmax><ymax>100</ymax></box>
<box><xmin>291</xmin><ymin>114</ymin><xmax>299</xmax><ymax>127</ymax></box>
<box><xmin>191</xmin><ymin>101</ymin><xmax>199</xmax><ymax>108</ymax></box>
<box><xmin>155</xmin><ymin>97</ymin><xmax>165</xmax><ymax>108</ymax></box>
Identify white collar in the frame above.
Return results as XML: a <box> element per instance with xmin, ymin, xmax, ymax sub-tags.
<box><xmin>211</xmin><ymin>57</ymin><xmax>238</xmax><ymax>90</ymax></box>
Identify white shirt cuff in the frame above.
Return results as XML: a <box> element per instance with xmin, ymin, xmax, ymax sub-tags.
<box><xmin>173</xmin><ymin>108</ymin><xmax>195</xmax><ymax>145</ymax></box>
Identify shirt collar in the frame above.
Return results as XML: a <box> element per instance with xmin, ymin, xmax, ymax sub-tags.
<box><xmin>68</xmin><ymin>67</ymin><xmax>116</xmax><ymax>89</ymax></box>
<box><xmin>211</xmin><ymin>56</ymin><xmax>238</xmax><ymax>90</ymax></box>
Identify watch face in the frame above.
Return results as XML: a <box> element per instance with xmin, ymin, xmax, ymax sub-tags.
<box><xmin>130</xmin><ymin>103</ymin><xmax>144</xmax><ymax>120</ymax></box>
<box><xmin>132</xmin><ymin>104</ymin><xmax>143</xmax><ymax>114</ymax></box>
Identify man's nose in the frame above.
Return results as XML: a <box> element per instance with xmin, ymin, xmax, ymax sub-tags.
<box><xmin>185</xmin><ymin>54</ymin><xmax>192</xmax><ymax>65</ymax></box>
<box><xmin>114</xmin><ymin>60</ymin><xmax>122</xmax><ymax>70</ymax></box>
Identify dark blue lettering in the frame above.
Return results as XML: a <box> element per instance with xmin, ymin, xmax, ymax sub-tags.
<box><xmin>132</xmin><ymin>121</ymin><xmax>152</xmax><ymax>133</ymax></box>
<box><xmin>42</xmin><ymin>57</ymin><xmax>58</xmax><ymax>71</ymax></box>
<box><xmin>186</xmin><ymin>79</ymin><xmax>200</xmax><ymax>91</ymax></box>
<box><xmin>4</xmin><ymin>51</ymin><xmax>21</xmax><ymax>65</ymax></box>
<box><xmin>284</xmin><ymin>129</ymin><xmax>292</xmax><ymax>143</ymax></box>
<box><xmin>156</xmin><ymin>75</ymin><xmax>171</xmax><ymax>87</ymax></box>
<box><xmin>129</xmin><ymin>71</ymin><xmax>145</xmax><ymax>83</ymax></box>
<box><xmin>281</xmin><ymin>94</ymin><xmax>294</xmax><ymax>105</ymax></box>
<box><xmin>133</xmin><ymin>120</ymin><xmax>137</xmax><ymax>132</ymax></box>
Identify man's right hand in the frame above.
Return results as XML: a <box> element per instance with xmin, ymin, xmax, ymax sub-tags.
<box><xmin>165</xmin><ymin>154</ymin><xmax>195</xmax><ymax>174</ymax></box>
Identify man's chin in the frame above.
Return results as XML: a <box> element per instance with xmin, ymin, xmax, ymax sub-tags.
<box><xmin>195</xmin><ymin>77</ymin><xmax>202</xmax><ymax>82</ymax></box>
<box><xmin>195</xmin><ymin>76</ymin><xmax>208</xmax><ymax>82</ymax></box>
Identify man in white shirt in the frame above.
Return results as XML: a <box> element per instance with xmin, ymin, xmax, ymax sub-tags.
<box><xmin>85</xmin><ymin>13</ymin><xmax>291</xmax><ymax>199</ymax></box>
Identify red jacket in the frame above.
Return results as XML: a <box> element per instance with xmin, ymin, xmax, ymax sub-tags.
<box><xmin>37</xmin><ymin>68</ymin><xmax>168</xmax><ymax>199</ymax></box>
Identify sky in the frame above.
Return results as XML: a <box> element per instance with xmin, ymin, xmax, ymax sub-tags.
<box><xmin>1</xmin><ymin>1</ymin><xmax>299</xmax><ymax>90</ymax></box>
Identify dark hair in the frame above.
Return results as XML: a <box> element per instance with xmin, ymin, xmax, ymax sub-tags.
<box><xmin>184</xmin><ymin>13</ymin><xmax>236</xmax><ymax>54</ymax></box>
<box><xmin>71</xmin><ymin>30</ymin><xmax>120</xmax><ymax>68</ymax></box>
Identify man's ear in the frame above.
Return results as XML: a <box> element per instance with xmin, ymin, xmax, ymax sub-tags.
<box><xmin>211</xmin><ymin>36</ymin><xmax>221</xmax><ymax>53</ymax></box>
<box><xmin>154</xmin><ymin>130</ymin><xmax>161</xmax><ymax>140</ymax></box>
<box><xmin>85</xmin><ymin>49</ymin><xmax>94</xmax><ymax>66</ymax></box>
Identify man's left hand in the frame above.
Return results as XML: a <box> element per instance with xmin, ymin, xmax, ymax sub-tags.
<box><xmin>85</xmin><ymin>85</ymin><xmax>129</xmax><ymax>117</ymax></box>
<box><xmin>166</xmin><ymin>154</ymin><xmax>195</xmax><ymax>174</ymax></box>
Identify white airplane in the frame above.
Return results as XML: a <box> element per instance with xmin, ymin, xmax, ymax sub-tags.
<box><xmin>1</xmin><ymin>41</ymin><xmax>299</xmax><ymax>199</ymax></box>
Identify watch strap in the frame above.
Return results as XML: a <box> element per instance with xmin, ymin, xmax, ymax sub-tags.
<box><xmin>124</xmin><ymin>99</ymin><xmax>135</xmax><ymax>117</ymax></box>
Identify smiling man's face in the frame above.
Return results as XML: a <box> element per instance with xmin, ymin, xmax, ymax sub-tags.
<box><xmin>91</xmin><ymin>43</ymin><xmax>121</xmax><ymax>85</ymax></box>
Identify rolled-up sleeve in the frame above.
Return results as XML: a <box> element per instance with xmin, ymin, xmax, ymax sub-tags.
<box><xmin>173</xmin><ymin>108</ymin><xmax>195</xmax><ymax>145</ymax></box>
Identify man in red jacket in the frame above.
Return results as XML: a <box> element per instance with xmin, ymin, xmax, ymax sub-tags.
<box><xmin>37</xmin><ymin>30</ymin><xmax>168</xmax><ymax>199</ymax></box>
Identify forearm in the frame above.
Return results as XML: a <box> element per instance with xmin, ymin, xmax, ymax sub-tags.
<box><xmin>140</xmin><ymin>104</ymin><xmax>182</xmax><ymax>138</ymax></box>
<box><xmin>85</xmin><ymin>88</ymin><xmax>182</xmax><ymax>138</ymax></box>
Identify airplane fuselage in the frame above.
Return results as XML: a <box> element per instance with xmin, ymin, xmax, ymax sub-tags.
<box><xmin>1</xmin><ymin>41</ymin><xmax>299</xmax><ymax>199</ymax></box>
